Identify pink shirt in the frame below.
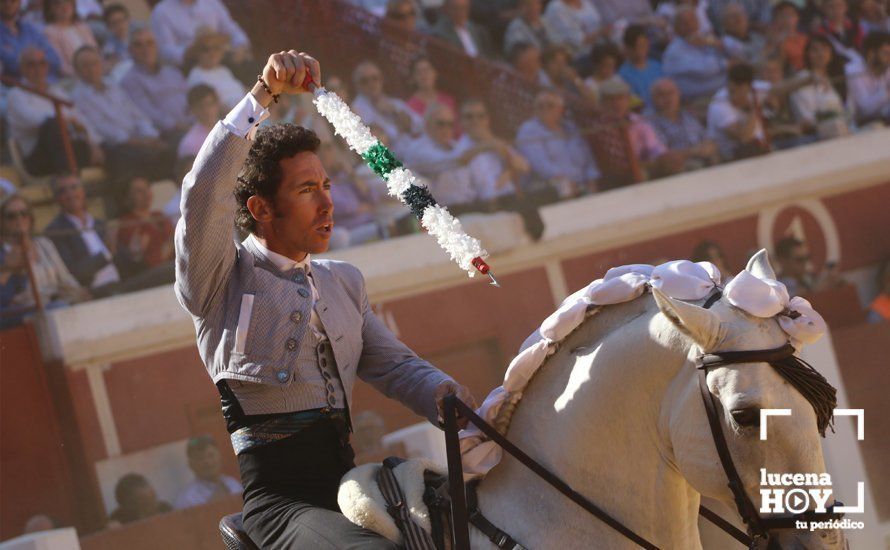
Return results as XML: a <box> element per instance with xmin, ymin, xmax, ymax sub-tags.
<box><xmin>44</xmin><ymin>22</ymin><xmax>97</xmax><ymax>77</ymax></box>
<box><xmin>407</xmin><ymin>92</ymin><xmax>457</xmax><ymax>117</ymax></box>
<box><xmin>627</xmin><ymin>113</ymin><xmax>667</xmax><ymax>162</ymax></box>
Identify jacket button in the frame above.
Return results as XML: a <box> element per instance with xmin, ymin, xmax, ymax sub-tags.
<box><xmin>290</xmin><ymin>311</ymin><xmax>302</xmax><ymax>323</ymax></box>
<box><xmin>298</xmin><ymin>288</ymin><xmax>310</xmax><ymax>298</ymax></box>
<box><xmin>276</xmin><ymin>370</ymin><xmax>288</xmax><ymax>383</ymax></box>
<box><xmin>286</xmin><ymin>338</ymin><xmax>297</xmax><ymax>351</ymax></box>
<box><xmin>293</xmin><ymin>272</ymin><xmax>307</xmax><ymax>284</ymax></box>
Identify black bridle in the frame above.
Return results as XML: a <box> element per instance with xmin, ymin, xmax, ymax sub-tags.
<box><xmin>441</xmin><ymin>289</ymin><xmax>844</xmax><ymax>550</ymax></box>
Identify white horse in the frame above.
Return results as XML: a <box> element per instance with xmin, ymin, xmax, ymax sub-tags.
<box><xmin>344</xmin><ymin>252</ymin><xmax>845</xmax><ymax>549</ymax></box>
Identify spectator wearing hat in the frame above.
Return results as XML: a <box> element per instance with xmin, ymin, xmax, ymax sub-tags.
<box><xmin>178</xmin><ymin>84</ymin><xmax>221</xmax><ymax>158</ymax></box>
<box><xmin>109</xmin><ymin>473</ymin><xmax>172</xmax><ymax>524</ymax></box>
<box><xmin>150</xmin><ymin>0</ymin><xmax>250</xmax><ymax>67</ymax></box>
<box><xmin>42</xmin><ymin>0</ymin><xmax>98</xmax><ymax>77</ymax></box>
<box><xmin>663</xmin><ymin>6</ymin><xmax>728</xmax><ymax>101</ymax></box>
<box><xmin>174</xmin><ymin>436</ymin><xmax>241</xmax><ymax>510</ymax></box>
<box><xmin>618</xmin><ymin>25</ymin><xmax>663</xmax><ymax>108</ymax></box>
<box><xmin>647</xmin><ymin>78</ymin><xmax>718</xmax><ymax>169</ymax></box>
<box><xmin>121</xmin><ymin>27</ymin><xmax>190</xmax><ymax>139</ymax></box>
<box><xmin>185</xmin><ymin>31</ymin><xmax>245</xmax><ymax>110</ymax></box>
<box><xmin>0</xmin><ymin>0</ymin><xmax>62</xmax><ymax>79</ymax></box>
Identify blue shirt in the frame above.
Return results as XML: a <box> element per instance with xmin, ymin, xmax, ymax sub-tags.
<box><xmin>618</xmin><ymin>59</ymin><xmax>663</xmax><ymax>107</ymax></box>
<box><xmin>662</xmin><ymin>38</ymin><xmax>727</xmax><ymax>100</ymax></box>
<box><xmin>0</xmin><ymin>19</ymin><xmax>62</xmax><ymax>79</ymax></box>
<box><xmin>515</xmin><ymin>117</ymin><xmax>600</xmax><ymax>186</ymax></box>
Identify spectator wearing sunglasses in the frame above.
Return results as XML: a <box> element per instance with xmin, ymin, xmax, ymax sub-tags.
<box><xmin>774</xmin><ymin>236</ymin><xmax>844</xmax><ymax>296</ymax></box>
<box><xmin>1</xmin><ymin>194</ymin><xmax>88</xmax><ymax>327</ymax></box>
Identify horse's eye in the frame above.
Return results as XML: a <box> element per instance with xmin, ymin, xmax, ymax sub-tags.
<box><xmin>730</xmin><ymin>407</ymin><xmax>761</xmax><ymax>428</ymax></box>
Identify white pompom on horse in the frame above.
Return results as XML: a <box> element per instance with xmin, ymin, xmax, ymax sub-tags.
<box><xmin>340</xmin><ymin>251</ymin><xmax>846</xmax><ymax>550</ymax></box>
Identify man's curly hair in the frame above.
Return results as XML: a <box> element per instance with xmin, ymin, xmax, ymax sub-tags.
<box><xmin>235</xmin><ymin>123</ymin><xmax>321</xmax><ymax>234</ymax></box>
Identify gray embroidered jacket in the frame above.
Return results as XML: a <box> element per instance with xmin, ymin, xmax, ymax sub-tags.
<box><xmin>173</xmin><ymin>122</ymin><xmax>452</xmax><ymax>423</ymax></box>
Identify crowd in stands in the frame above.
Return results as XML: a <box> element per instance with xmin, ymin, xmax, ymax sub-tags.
<box><xmin>1</xmin><ymin>0</ymin><xmax>889</xmax><ymax>325</ymax></box>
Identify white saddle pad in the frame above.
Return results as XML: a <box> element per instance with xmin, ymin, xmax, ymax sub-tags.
<box><xmin>338</xmin><ymin>458</ymin><xmax>446</xmax><ymax>545</ymax></box>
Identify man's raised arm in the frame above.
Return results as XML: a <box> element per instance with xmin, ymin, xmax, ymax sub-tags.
<box><xmin>174</xmin><ymin>51</ymin><xmax>320</xmax><ymax>316</ymax></box>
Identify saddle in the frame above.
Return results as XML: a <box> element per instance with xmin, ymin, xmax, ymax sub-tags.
<box><xmin>338</xmin><ymin>457</ymin><xmax>525</xmax><ymax>550</ymax></box>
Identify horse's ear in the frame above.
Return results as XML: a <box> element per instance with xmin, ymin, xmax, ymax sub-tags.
<box><xmin>745</xmin><ymin>248</ymin><xmax>777</xmax><ymax>280</ymax></box>
<box><xmin>653</xmin><ymin>287</ymin><xmax>724</xmax><ymax>351</ymax></box>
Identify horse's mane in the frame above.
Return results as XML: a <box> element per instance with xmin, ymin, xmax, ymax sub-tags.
<box><xmin>491</xmin><ymin>289</ymin><xmax>838</xmax><ymax>438</ymax></box>
<box><xmin>492</xmin><ymin>292</ymin><xmax>650</xmax><ymax>433</ymax></box>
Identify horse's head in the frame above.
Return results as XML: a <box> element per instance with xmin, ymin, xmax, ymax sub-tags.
<box><xmin>654</xmin><ymin>250</ymin><xmax>844</xmax><ymax>549</ymax></box>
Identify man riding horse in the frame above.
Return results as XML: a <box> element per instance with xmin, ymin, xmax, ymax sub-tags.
<box><xmin>173</xmin><ymin>49</ymin><xmax>476</xmax><ymax>549</ymax></box>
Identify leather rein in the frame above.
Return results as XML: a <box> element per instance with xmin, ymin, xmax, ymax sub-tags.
<box><xmin>442</xmin><ymin>288</ymin><xmax>844</xmax><ymax>550</ymax></box>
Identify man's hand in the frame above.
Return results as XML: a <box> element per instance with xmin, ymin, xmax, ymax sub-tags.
<box><xmin>434</xmin><ymin>380</ymin><xmax>477</xmax><ymax>430</ymax></box>
<box><xmin>254</xmin><ymin>50</ymin><xmax>321</xmax><ymax>107</ymax></box>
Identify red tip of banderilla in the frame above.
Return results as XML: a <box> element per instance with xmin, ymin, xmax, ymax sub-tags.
<box><xmin>471</xmin><ymin>257</ymin><xmax>500</xmax><ymax>287</ymax></box>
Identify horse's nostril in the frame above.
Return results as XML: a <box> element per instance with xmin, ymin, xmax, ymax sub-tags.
<box><xmin>730</xmin><ymin>408</ymin><xmax>761</xmax><ymax>427</ymax></box>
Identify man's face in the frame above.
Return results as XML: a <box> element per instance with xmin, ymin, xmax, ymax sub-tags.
<box><xmin>54</xmin><ymin>176</ymin><xmax>86</xmax><ymax>215</ymax></box>
<box><xmin>460</xmin><ymin>103</ymin><xmax>490</xmax><ymax>140</ymax></box>
<box><xmin>192</xmin><ymin>93</ymin><xmax>221</xmax><ymax>127</ymax></box>
<box><xmin>188</xmin><ymin>446</ymin><xmax>222</xmax><ymax>482</ymax></box>
<box><xmin>427</xmin><ymin>108</ymin><xmax>456</xmax><ymax>146</ymax></box>
<box><xmin>355</xmin><ymin>65</ymin><xmax>383</xmax><ymax>98</ymax></box>
<box><xmin>129</xmin><ymin>30</ymin><xmax>158</xmax><ymax>69</ymax></box>
<box><xmin>259</xmin><ymin>152</ymin><xmax>333</xmax><ymax>256</ymax></box>
<box><xmin>776</xmin><ymin>6</ymin><xmax>799</xmax><ymax>30</ymax></box>
<box><xmin>0</xmin><ymin>0</ymin><xmax>21</xmax><ymax>21</ymax></box>
<box><xmin>74</xmin><ymin>49</ymin><xmax>104</xmax><ymax>86</ymax></box>
<box><xmin>20</xmin><ymin>48</ymin><xmax>49</xmax><ymax>87</ymax></box>
<box><xmin>652</xmin><ymin>80</ymin><xmax>680</xmax><ymax>114</ymax></box>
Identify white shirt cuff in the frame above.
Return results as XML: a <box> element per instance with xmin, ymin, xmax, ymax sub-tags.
<box><xmin>222</xmin><ymin>93</ymin><xmax>271</xmax><ymax>140</ymax></box>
